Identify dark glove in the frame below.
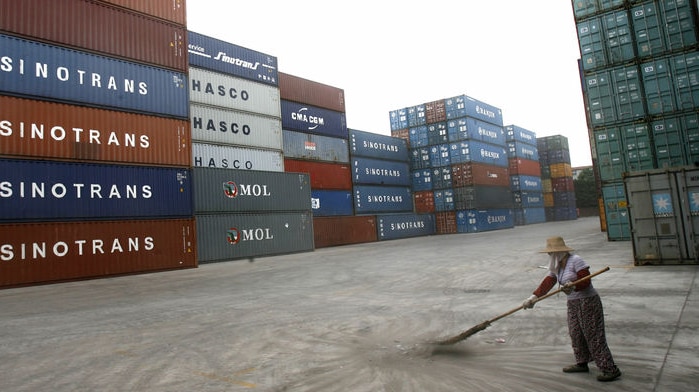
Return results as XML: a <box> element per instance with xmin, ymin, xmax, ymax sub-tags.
<box><xmin>522</xmin><ymin>294</ymin><xmax>537</xmax><ymax>309</ymax></box>
<box><xmin>561</xmin><ymin>282</ymin><xmax>575</xmax><ymax>295</ymax></box>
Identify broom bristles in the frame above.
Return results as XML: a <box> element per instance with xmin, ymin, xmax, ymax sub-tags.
<box><xmin>435</xmin><ymin>320</ymin><xmax>491</xmax><ymax>345</ymax></box>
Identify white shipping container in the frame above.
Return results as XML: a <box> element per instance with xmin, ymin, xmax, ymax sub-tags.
<box><xmin>192</xmin><ymin>142</ymin><xmax>284</xmax><ymax>172</ymax></box>
<box><xmin>190</xmin><ymin>103</ymin><xmax>283</xmax><ymax>150</ymax></box>
<box><xmin>189</xmin><ymin>67</ymin><xmax>281</xmax><ymax>118</ymax></box>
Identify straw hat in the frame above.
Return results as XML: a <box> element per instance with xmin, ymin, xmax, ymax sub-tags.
<box><xmin>539</xmin><ymin>236</ymin><xmax>574</xmax><ymax>253</ymax></box>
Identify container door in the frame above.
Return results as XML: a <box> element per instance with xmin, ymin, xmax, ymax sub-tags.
<box><xmin>675</xmin><ymin>168</ymin><xmax>699</xmax><ymax>263</ymax></box>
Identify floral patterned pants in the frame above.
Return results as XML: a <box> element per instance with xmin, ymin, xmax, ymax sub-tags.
<box><xmin>567</xmin><ymin>294</ymin><xmax>618</xmax><ymax>372</ymax></box>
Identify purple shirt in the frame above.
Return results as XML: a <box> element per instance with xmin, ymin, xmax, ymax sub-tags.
<box><xmin>546</xmin><ymin>254</ymin><xmax>598</xmax><ymax>300</ymax></box>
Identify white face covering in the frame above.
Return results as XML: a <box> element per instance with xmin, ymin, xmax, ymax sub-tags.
<box><xmin>548</xmin><ymin>252</ymin><xmax>567</xmax><ymax>274</ymax></box>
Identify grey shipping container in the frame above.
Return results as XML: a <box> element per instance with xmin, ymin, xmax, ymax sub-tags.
<box><xmin>376</xmin><ymin>213</ymin><xmax>436</xmax><ymax>241</ymax></box>
<box><xmin>192</xmin><ymin>142</ymin><xmax>283</xmax><ymax>172</ymax></box>
<box><xmin>190</xmin><ymin>103</ymin><xmax>283</xmax><ymax>150</ymax></box>
<box><xmin>189</xmin><ymin>67</ymin><xmax>281</xmax><ymax>118</ymax></box>
<box><xmin>195</xmin><ymin>212</ymin><xmax>314</xmax><ymax>263</ymax></box>
<box><xmin>192</xmin><ymin>167</ymin><xmax>311</xmax><ymax>213</ymax></box>
<box><xmin>283</xmin><ymin>130</ymin><xmax>350</xmax><ymax>163</ymax></box>
<box><xmin>349</xmin><ymin>128</ymin><xmax>410</xmax><ymax>162</ymax></box>
<box><xmin>625</xmin><ymin>166</ymin><xmax>699</xmax><ymax>264</ymax></box>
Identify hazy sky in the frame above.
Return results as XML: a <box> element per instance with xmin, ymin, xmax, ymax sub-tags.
<box><xmin>187</xmin><ymin>1</ymin><xmax>592</xmax><ymax>167</ymax></box>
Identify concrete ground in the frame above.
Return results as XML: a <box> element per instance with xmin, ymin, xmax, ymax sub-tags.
<box><xmin>1</xmin><ymin>217</ymin><xmax>697</xmax><ymax>392</ymax></box>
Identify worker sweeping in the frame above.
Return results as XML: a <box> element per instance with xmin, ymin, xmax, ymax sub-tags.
<box><xmin>522</xmin><ymin>236</ymin><xmax>621</xmax><ymax>382</ymax></box>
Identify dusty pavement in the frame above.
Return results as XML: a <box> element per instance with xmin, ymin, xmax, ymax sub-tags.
<box><xmin>1</xmin><ymin>217</ymin><xmax>697</xmax><ymax>392</ymax></box>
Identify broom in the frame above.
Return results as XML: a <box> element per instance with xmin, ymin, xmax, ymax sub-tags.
<box><xmin>434</xmin><ymin>266</ymin><xmax>611</xmax><ymax>345</ymax></box>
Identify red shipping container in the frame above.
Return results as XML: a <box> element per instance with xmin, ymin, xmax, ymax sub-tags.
<box><xmin>452</xmin><ymin>162</ymin><xmax>510</xmax><ymax>187</ymax></box>
<box><xmin>413</xmin><ymin>190</ymin><xmax>435</xmax><ymax>213</ymax></box>
<box><xmin>425</xmin><ymin>99</ymin><xmax>446</xmax><ymax>124</ymax></box>
<box><xmin>435</xmin><ymin>211</ymin><xmax>457</xmax><ymax>234</ymax></box>
<box><xmin>0</xmin><ymin>0</ymin><xmax>187</xmax><ymax>72</ymax></box>
<box><xmin>279</xmin><ymin>72</ymin><xmax>345</xmax><ymax>113</ymax></box>
<box><xmin>0</xmin><ymin>96</ymin><xmax>191</xmax><ymax>166</ymax></box>
<box><xmin>552</xmin><ymin>177</ymin><xmax>575</xmax><ymax>192</ymax></box>
<box><xmin>508</xmin><ymin>158</ymin><xmax>542</xmax><ymax>177</ymax></box>
<box><xmin>0</xmin><ymin>218</ymin><xmax>197</xmax><ymax>288</ymax></box>
<box><xmin>97</xmin><ymin>0</ymin><xmax>186</xmax><ymax>25</ymax></box>
<box><xmin>313</xmin><ymin>215</ymin><xmax>377</xmax><ymax>248</ymax></box>
<box><xmin>284</xmin><ymin>158</ymin><xmax>352</xmax><ymax>190</ymax></box>
<box><xmin>391</xmin><ymin>128</ymin><xmax>409</xmax><ymax>142</ymax></box>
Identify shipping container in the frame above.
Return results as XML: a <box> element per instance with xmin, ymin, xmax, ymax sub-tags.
<box><xmin>351</xmin><ymin>157</ymin><xmax>411</xmax><ymax>186</ymax></box>
<box><xmin>0</xmin><ymin>159</ymin><xmax>191</xmax><ymax>221</ymax></box>
<box><xmin>430</xmin><ymin>166</ymin><xmax>453</xmax><ymax>190</ymax></box>
<box><xmin>554</xmin><ymin>206</ymin><xmax>579</xmax><ymax>221</ymax></box>
<box><xmin>602</xmin><ymin>9</ymin><xmax>636</xmax><ymax>65</ymax></box>
<box><xmin>311</xmin><ymin>190</ymin><xmax>354</xmax><ymax>216</ymax></box>
<box><xmin>429</xmin><ymin>144</ymin><xmax>452</xmax><ymax>168</ymax></box>
<box><xmin>376</xmin><ymin>213</ymin><xmax>436</xmax><ymax>240</ymax></box>
<box><xmin>550</xmin><ymin>163</ymin><xmax>574</xmax><ymax>178</ymax></box>
<box><xmin>0</xmin><ymin>34</ymin><xmax>188</xmax><ymax>118</ymax></box>
<box><xmin>544</xmin><ymin>192</ymin><xmax>555</xmax><ymax>207</ymax></box>
<box><xmin>283</xmin><ymin>159</ymin><xmax>352</xmax><ymax>190</ymax></box>
<box><xmin>453</xmin><ymin>185</ymin><xmax>514</xmax><ymax>210</ymax></box>
<box><xmin>602</xmin><ymin>182</ymin><xmax>631</xmax><ymax>240</ymax></box>
<box><xmin>540</xmin><ymin>149</ymin><xmax>572</xmax><ymax>165</ymax></box>
<box><xmin>409</xmin><ymin>125</ymin><xmax>429</xmax><ymax>148</ymax></box>
<box><xmin>435</xmin><ymin>211</ymin><xmax>457</xmax><ymax>234</ymax></box>
<box><xmin>427</xmin><ymin>122</ymin><xmax>449</xmax><ymax>145</ymax></box>
<box><xmin>411</xmin><ymin>169</ymin><xmax>433</xmax><ymax>191</ymax></box>
<box><xmin>508</xmin><ymin>158</ymin><xmax>542</xmax><ymax>177</ymax></box>
<box><xmin>189</xmin><ymin>67</ymin><xmax>281</xmax><ymax>118</ymax></box>
<box><xmin>313</xmin><ymin>215</ymin><xmax>377</xmax><ymax>248</ymax></box>
<box><xmin>671</xmin><ymin>50</ymin><xmax>699</xmax><ymax>111</ymax></box>
<box><xmin>425</xmin><ymin>99</ymin><xmax>447</xmax><ymax>124</ymax></box>
<box><xmin>0</xmin><ymin>95</ymin><xmax>190</xmax><ymax>166</ymax></box>
<box><xmin>449</xmin><ymin>140</ymin><xmax>509</xmax><ymax>167</ymax></box>
<box><xmin>456</xmin><ymin>208</ymin><xmax>514</xmax><ymax>233</ymax></box>
<box><xmin>196</xmin><ymin>212</ymin><xmax>314</xmax><ymax>263</ymax></box>
<box><xmin>433</xmin><ymin>189</ymin><xmax>455</xmax><ymax>211</ymax></box>
<box><xmin>510</xmin><ymin>175</ymin><xmax>543</xmax><ymax>192</ymax></box>
<box><xmin>513</xmin><ymin>191</ymin><xmax>545</xmax><ymax>208</ymax></box>
<box><xmin>283</xmin><ymin>130</ymin><xmax>349</xmax><ymax>163</ymax></box>
<box><xmin>410</xmin><ymin>147</ymin><xmax>431</xmax><ymax>169</ymax></box>
<box><xmin>278</xmin><ymin>72</ymin><xmax>345</xmax><ymax>112</ymax></box>
<box><xmin>585</xmin><ymin>64</ymin><xmax>645</xmax><ymax>126</ymax></box>
<box><xmin>594</xmin><ymin>127</ymin><xmax>626</xmax><ymax>181</ymax></box>
<box><xmin>632</xmin><ymin>0</ymin><xmax>698</xmax><ymax>59</ymax></box>
<box><xmin>389</xmin><ymin>108</ymin><xmax>408</xmax><ymax>131</ymax></box>
<box><xmin>188</xmin><ymin>31</ymin><xmax>278</xmax><ymax>86</ymax></box>
<box><xmin>572</xmin><ymin>0</ymin><xmax>626</xmax><ymax>21</ymax></box>
<box><xmin>192</xmin><ymin>167</ymin><xmax>310</xmax><ymax>213</ymax></box>
<box><xmin>514</xmin><ymin>207</ymin><xmax>547</xmax><ymax>226</ymax></box>
<box><xmin>507</xmin><ymin>141</ymin><xmax>540</xmax><ymax>161</ymax></box>
<box><xmin>193</xmin><ymin>142</ymin><xmax>283</xmax><ymax>172</ymax></box>
<box><xmin>98</xmin><ymin>0</ymin><xmax>186</xmax><ymax>25</ymax></box>
<box><xmin>349</xmin><ymin>128</ymin><xmax>409</xmax><ymax>162</ymax></box>
<box><xmin>681</xmin><ymin>112</ymin><xmax>699</xmax><ymax>163</ymax></box>
<box><xmin>0</xmin><ymin>0</ymin><xmax>187</xmax><ymax>71</ymax></box>
<box><xmin>447</xmin><ymin>117</ymin><xmax>506</xmax><ymax>145</ymax></box>
<box><xmin>391</xmin><ymin>128</ymin><xmax>409</xmax><ymax>142</ymax></box>
<box><xmin>554</xmin><ymin>190</ymin><xmax>578</xmax><ymax>207</ymax></box>
<box><xmin>451</xmin><ymin>162</ymin><xmax>510</xmax><ymax>188</ymax></box>
<box><xmin>651</xmin><ymin>116</ymin><xmax>687</xmax><ymax>168</ymax></box>
<box><xmin>413</xmin><ymin>190</ymin><xmax>435</xmax><ymax>213</ymax></box>
<box><xmin>552</xmin><ymin>177</ymin><xmax>576</xmax><ymax>192</ymax></box>
<box><xmin>353</xmin><ymin>185</ymin><xmax>413</xmax><ymax>214</ymax></box>
<box><xmin>407</xmin><ymin>104</ymin><xmax>426</xmax><ymax>127</ymax></box>
<box><xmin>190</xmin><ymin>103</ymin><xmax>282</xmax><ymax>150</ymax></box>
<box><xmin>537</xmin><ymin>135</ymin><xmax>570</xmax><ymax>151</ymax></box>
<box><xmin>0</xmin><ymin>218</ymin><xmax>196</xmax><ymax>288</ymax></box>
<box><xmin>577</xmin><ymin>16</ymin><xmax>606</xmax><ymax>71</ymax></box>
<box><xmin>622</xmin><ymin>123</ymin><xmax>655</xmax><ymax>171</ymax></box>
<box><xmin>641</xmin><ymin>56</ymin><xmax>676</xmax><ymax>115</ymax></box>
<box><xmin>280</xmin><ymin>100</ymin><xmax>347</xmax><ymax>138</ymax></box>
<box><xmin>444</xmin><ymin>94</ymin><xmax>503</xmax><ymax>126</ymax></box>
<box><xmin>505</xmin><ymin>124</ymin><xmax>537</xmax><ymax>146</ymax></box>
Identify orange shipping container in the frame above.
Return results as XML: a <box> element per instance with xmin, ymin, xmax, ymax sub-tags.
<box><xmin>98</xmin><ymin>0</ymin><xmax>187</xmax><ymax>25</ymax></box>
<box><xmin>284</xmin><ymin>158</ymin><xmax>352</xmax><ymax>190</ymax></box>
<box><xmin>508</xmin><ymin>158</ymin><xmax>542</xmax><ymax>177</ymax></box>
<box><xmin>279</xmin><ymin>72</ymin><xmax>345</xmax><ymax>113</ymax></box>
<box><xmin>550</xmin><ymin>163</ymin><xmax>573</xmax><ymax>178</ymax></box>
<box><xmin>435</xmin><ymin>211</ymin><xmax>457</xmax><ymax>234</ymax></box>
<box><xmin>0</xmin><ymin>218</ymin><xmax>196</xmax><ymax>289</ymax></box>
<box><xmin>313</xmin><ymin>215</ymin><xmax>377</xmax><ymax>248</ymax></box>
<box><xmin>544</xmin><ymin>192</ymin><xmax>555</xmax><ymax>207</ymax></box>
<box><xmin>0</xmin><ymin>96</ymin><xmax>190</xmax><ymax>166</ymax></box>
<box><xmin>414</xmin><ymin>190</ymin><xmax>435</xmax><ymax>213</ymax></box>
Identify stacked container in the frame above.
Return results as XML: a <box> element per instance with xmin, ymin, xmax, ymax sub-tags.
<box><xmin>538</xmin><ymin>135</ymin><xmax>578</xmax><ymax>222</ymax></box>
<box><xmin>506</xmin><ymin>125</ymin><xmax>546</xmax><ymax>225</ymax></box>
<box><xmin>572</xmin><ymin>0</ymin><xmax>699</xmax><ymax>241</ymax></box>
<box><xmin>277</xmin><ymin>73</ymin><xmax>363</xmax><ymax>247</ymax></box>
<box><xmin>187</xmin><ymin>32</ymin><xmax>313</xmax><ymax>262</ymax></box>
<box><xmin>0</xmin><ymin>0</ymin><xmax>195</xmax><ymax>288</ymax></box>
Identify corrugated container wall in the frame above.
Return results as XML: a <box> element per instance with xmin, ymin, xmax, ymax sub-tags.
<box><xmin>313</xmin><ymin>216</ymin><xmax>377</xmax><ymax>248</ymax></box>
<box><xmin>0</xmin><ymin>218</ymin><xmax>196</xmax><ymax>288</ymax></box>
<box><xmin>278</xmin><ymin>72</ymin><xmax>345</xmax><ymax>112</ymax></box>
<box><xmin>193</xmin><ymin>143</ymin><xmax>284</xmax><ymax>172</ymax></box>
<box><xmin>353</xmin><ymin>185</ymin><xmax>413</xmax><ymax>214</ymax></box>
<box><xmin>376</xmin><ymin>213</ymin><xmax>436</xmax><ymax>240</ymax></box>
<box><xmin>280</xmin><ymin>100</ymin><xmax>348</xmax><ymax>139</ymax></box>
<box><xmin>283</xmin><ymin>159</ymin><xmax>352</xmax><ymax>190</ymax></box>
<box><xmin>0</xmin><ymin>0</ymin><xmax>187</xmax><ymax>72</ymax></box>
<box><xmin>283</xmin><ymin>130</ymin><xmax>349</xmax><ymax>163</ymax></box>
<box><xmin>98</xmin><ymin>0</ymin><xmax>187</xmax><ymax>25</ymax></box>
<box><xmin>311</xmin><ymin>190</ymin><xmax>354</xmax><ymax>216</ymax></box>
<box><xmin>349</xmin><ymin>128</ymin><xmax>409</xmax><ymax>162</ymax></box>
<box><xmin>0</xmin><ymin>96</ymin><xmax>190</xmax><ymax>166</ymax></box>
<box><xmin>190</xmin><ymin>103</ymin><xmax>282</xmax><ymax>150</ymax></box>
<box><xmin>0</xmin><ymin>34</ymin><xmax>188</xmax><ymax>118</ymax></box>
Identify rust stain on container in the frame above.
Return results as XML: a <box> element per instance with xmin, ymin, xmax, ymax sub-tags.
<box><xmin>0</xmin><ymin>218</ymin><xmax>197</xmax><ymax>289</ymax></box>
<box><xmin>0</xmin><ymin>96</ymin><xmax>190</xmax><ymax>166</ymax></box>
<box><xmin>452</xmin><ymin>162</ymin><xmax>510</xmax><ymax>188</ymax></box>
<box><xmin>98</xmin><ymin>0</ymin><xmax>187</xmax><ymax>25</ymax></box>
<box><xmin>0</xmin><ymin>0</ymin><xmax>187</xmax><ymax>71</ymax></box>
<box><xmin>413</xmin><ymin>190</ymin><xmax>435</xmax><ymax>213</ymax></box>
<box><xmin>279</xmin><ymin>72</ymin><xmax>346</xmax><ymax>113</ymax></box>
<box><xmin>425</xmin><ymin>99</ymin><xmax>446</xmax><ymax>124</ymax></box>
<box><xmin>313</xmin><ymin>216</ymin><xmax>377</xmax><ymax>248</ymax></box>
<box><xmin>284</xmin><ymin>158</ymin><xmax>352</xmax><ymax>190</ymax></box>
<box><xmin>435</xmin><ymin>211</ymin><xmax>457</xmax><ymax>234</ymax></box>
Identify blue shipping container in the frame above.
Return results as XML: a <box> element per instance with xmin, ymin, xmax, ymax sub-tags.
<box><xmin>389</xmin><ymin>108</ymin><xmax>408</xmax><ymax>131</ymax></box>
<box><xmin>429</xmin><ymin>144</ymin><xmax>451</xmax><ymax>167</ymax></box>
<box><xmin>449</xmin><ymin>140</ymin><xmax>508</xmax><ymax>167</ymax></box>
<box><xmin>311</xmin><ymin>190</ymin><xmax>354</xmax><ymax>216</ymax></box>
<box><xmin>433</xmin><ymin>189</ymin><xmax>455</xmax><ymax>211</ymax></box>
<box><xmin>456</xmin><ymin>208</ymin><xmax>514</xmax><ymax>233</ymax></box>
<box><xmin>507</xmin><ymin>141</ymin><xmax>540</xmax><ymax>160</ymax></box>
<box><xmin>505</xmin><ymin>125</ymin><xmax>538</xmax><ymax>146</ymax></box>
<box><xmin>447</xmin><ymin>117</ymin><xmax>506</xmax><ymax>145</ymax></box>
<box><xmin>349</xmin><ymin>128</ymin><xmax>409</xmax><ymax>162</ymax></box>
<box><xmin>409</xmin><ymin>125</ymin><xmax>429</xmax><ymax>148</ymax></box>
<box><xmin>353</xmin><ymin>185</ymin><xmax>413</xmax><ymax>214</ymax></box>
<box><xmin>0</xmin><ymin>34</ymin><xmax>188</xmax><ymax>118</ymax></box>
<box><xmin>431</xmin><ymin>166</ymin><xmax>453</xmax><ymax>190</ymax></box>
<box><xmin>411</xmin><ymin>169</ymin><xmax>433</xmax><ymax>191</ymax></box>
<box><xmin>514</xmin><ymin>191</ymin><xmax>545</xmax><ymax>208</ymax></box>
<box><xmin>510</xmin><ymin>175</ymin><xmax>543</xmax><ymax>192</ymax></box>
<box><xmin>187</xmin><ymin>31</ymin><xmax>278</xmax><ymax>86</ymax></box>
<box><xmin>515</xmin><ymin>207</ymin><xmax>547</xmax><ymax>226</ymax></box>
<box><xmin>283</xmin><ymin>130</ymin><xmax>349</xmax><ymax>163</ymax></box>
<box><xmin>351</xmin><ymin>157</ymin><xmax>410</xmax><ymax>186</ymax></box>
<box><xmin>410</xmin><ymin>147</ymin><xmax>431</xmax><ymax>169</ymax></box>
<box><xmin>377</xmin><ymin>213</ymin><xmax>436</xmax><ymax>241</ymax></box>
<box><xmin>280</xmin><ymin>100</ymin><xmax>348</xmax><ymax>138</ymax></box>
<box><xmin>445</xmin><ymin>94</ymin><xmax>503</xmax><ymax>126</ymax></box>
<box><xmin>0</xmin><ymin>159</ymin><xmax>191</xmax><ymax>221</ymax></box>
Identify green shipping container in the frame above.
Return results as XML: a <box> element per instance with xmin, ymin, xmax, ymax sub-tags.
<box><xmin>641</xmin><ymin>57</ymin><xmax>676</xmax><ymax>115</ymax></box>
<box><xmin>594</xmin><ymin>127</ymin><xmax>626</xmax><ymax>181</ymax></box>
<box><xmin>602</xmin><ymin>182</ymin><xmax>631</xmax><ymax>240</ymax></box>
<box><xmin>632</xmin><ymin>1</ymin><xmax>666</xmax><ymax>58</ymax></box>
<box><xmin>671</xmin><ymin>50</ymin><xmax>699</xmax><ymax>111</ymax></box>
<box><xmin>652</xmin><ymin>116</ymin><xmax>689</xmax><ymax>168</ymax></box>
<box><xmin>603</xmin><ymin>9</ymin><xmax>636</xmax><ymax>64</ymax></box>
<box><xmin>622</xmin><ymin>123</ymin><xmax>656</xmax><ymax>172</ymax></box>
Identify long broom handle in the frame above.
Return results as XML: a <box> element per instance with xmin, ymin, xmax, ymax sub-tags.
<box><xmin>488</xmin><ymin>266</ymin><xmax>611</xmax><ymax>324</ymax></box>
